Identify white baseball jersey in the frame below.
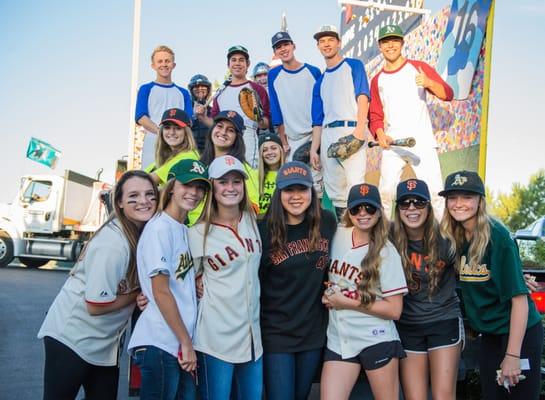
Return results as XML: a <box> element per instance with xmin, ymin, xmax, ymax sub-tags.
<box><xmin>327</xmin><ymin>227</ymin><xmax>408</xmax><ymax>359</ymax></box>
<box><xmin>38</xmin><ymin>220</ymin><xmax>133</xmax><ymax>366</ymax></box>
<box><xmin>188</xmin><ymin>211</ymin><xmax>262</xmax><ymax>363</ymax></box>
<box><xmin>128</xmin><ymin>212</ymin><xmax>197</xmax><ymax>358</ymax></box>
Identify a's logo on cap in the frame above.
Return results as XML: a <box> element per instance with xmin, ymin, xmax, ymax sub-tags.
<box><xmin>190</xmin><ymin>161</ymin><xmax>205</xmax><ymax>174</ymax></box>
<box><xmin>359</xmin><ymin>184</ymin><xmax>369</xmax><ymax>196</ymax></box>
<box><xmin>225</xmin><ymin>156</ymin><xmax>235</xmax><ymax>166</ymax></box>
<box><xmin>385</xmin><ymin>25</ymin><xmax>396</xmax><ymax>33</ymax></box>
<box><xmin>407</xmin><ymin>180</ymin><xmax>417</xmax><ymax>191</ymax></box>
<box><xmin>452</xmin><ymin>174</ymin><xmax>468</xmax><ymax>186</ymax></box>
<box><xmin>169</xmin><ymin>109</ymin><xmax>177</xmax><ymax>117</ymax></box>
<box><xmin>227</xmin><ymin>111</ymin><xmax>236</xmax><ymax>118</ymax></box>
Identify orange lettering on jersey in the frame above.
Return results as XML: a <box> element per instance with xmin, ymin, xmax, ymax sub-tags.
<box><xmin>215</xmin><ymin>254</ymin><xmax>226</xmax><ymax>266</ymax></box>
<box><xmin>339</xmin><ymin>262</ymin><xmax>350</xmax><ymax>276</ymax></box>
<box><xmin>244</xmin><ymin>238</ymin><xmax>255</xmax><ymax>252</ymax></box>
<box><xmin>225</xmin><ymin>246</ymin><xmax>239</xmax><ymax>261</ymax></box>
<box><xmin>347</xmin><ymin>266</ymin><xmax>359</xmax><ymax>280</ymax></box>
<box><xmin>207</xmin><ymin>258</ymin><xmax>220</xmax><ymax>271</ymax></box>
<box><xmin>410</xmin><ymin>252</ymin><xmax>423</xmax><ymax>271</ymax></box>
<box><xmin>329</xmin><ymin>259</ymin><xmax>339</xmax><ymax>274</ymax></box>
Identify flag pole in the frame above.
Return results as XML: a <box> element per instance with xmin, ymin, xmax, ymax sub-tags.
<box><xmin>128</xmin><ymin>0</ymin><xmax>142</xmax><ymax>170</ymax></box>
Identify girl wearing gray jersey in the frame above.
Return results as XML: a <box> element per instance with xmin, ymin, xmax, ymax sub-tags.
<box><xmin>390</xmin><ymin>179</ymin><xmax>461</xmax><ymax>400</ymax></box>
<box><xmin>38</xmin><ymin>171</ymin><xmax>158</xmax><ymax>400</ymax></box>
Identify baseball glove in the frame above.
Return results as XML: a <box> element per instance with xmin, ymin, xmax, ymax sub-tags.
<box><xmin>292</xmin><ymin>141</ymin><xmax>312</xmax><ymax>165</ymax></box>
<box><xmin>327</xmin><ymin>134</ymin><xmax>365</xmax><ymax>161</ymax></box>
<box><xmin>239</xmin><ymin>87</ymin><xmax>263</xmax><ymax>122</ymax></box>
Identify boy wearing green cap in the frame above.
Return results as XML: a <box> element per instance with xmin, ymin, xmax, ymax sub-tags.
<box><xmin>369</xmin><ymin>25</ymin><xmax>453</xmax><ymax>217</ymax></box>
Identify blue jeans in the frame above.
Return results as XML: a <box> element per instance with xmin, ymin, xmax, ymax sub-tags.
<box><xmin>263</xmin><ymin>349</ymin><xmax>323</xmax><ymax>400</ymax></box>
<box><xmin>133</xmin><ymin>345</ymin><xmax>197</xmax><ymax>400</ymax></box>
<box><xmin>197</xmin><ymin>352</ymin><xmax>263</xmax><ymax>400</ymax></box>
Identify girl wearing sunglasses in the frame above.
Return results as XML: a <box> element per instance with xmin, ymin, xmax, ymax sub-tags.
<box><xmin>390</xmin><ymin>179</ymin><xmax>461</xmax><ymax>400</ymax></box>
<box><xmin>440</xmin><ymin>171</ymin><xmax>543</xmax><ymax>399</ymax></box>
<box><xmin>321</xmin><ymin>183</ymin><xmax>407</xmax><ymax>400</ymax></box>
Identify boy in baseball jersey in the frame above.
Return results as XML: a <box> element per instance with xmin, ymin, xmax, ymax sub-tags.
<box><xmin>369</xmin><ymin>25</ymin><xmax>453</xmax><ymax>216</ymax></box>
<box><xmin>135</xmin><ymin>45</ymin><xmax>193</xmax><ymax>167</ymax></box>
<box><xmin>310</xmin><ymin>25</ymin><xmax>370</xmax><ymax>219</ymax></box>
<box><xmin>195</xmin><ymin>45</ymin><xmax>270</xmax><ymax>169</ymax></box>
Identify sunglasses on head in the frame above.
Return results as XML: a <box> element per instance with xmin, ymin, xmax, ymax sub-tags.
<box><xmin>349</xmin><ymin>203</ymin><xmax>378</xmax><ymax>216</ymax></box>
<box><xmin>397</xmin><ymin>198</ymin><xmax>429</xmax><ymax>210</ymax></box>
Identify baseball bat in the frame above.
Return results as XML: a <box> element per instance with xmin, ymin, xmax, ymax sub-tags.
<box><xmin>368</xmin><ymin>137</ymin><xmax>416</xmax><ymax>148</ymax></box>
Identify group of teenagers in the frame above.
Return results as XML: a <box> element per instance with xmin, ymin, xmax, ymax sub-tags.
<box><xmin>38</xmin><ymin>22</ymin><xmax>543</xmax><ymax>400</ymax></box>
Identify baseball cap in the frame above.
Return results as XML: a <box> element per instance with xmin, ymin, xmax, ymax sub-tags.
<box><xmin>438</xmin><ymin>170</ymin><xmax>485</xmax><ymax>197</ymax></box>
<box><xmin>160</xmin><ymin>108</ymin><xmax>190</xmax><ymax>128</ymax></box>
<box><xmin>378</xmin><ymin>25</ymin><xmax>404</xmax><ymax>41</ymax></box>
<box><xmin>213</xmin><ymin>110</ymin><xmax>245</xmax><ymax>135</ymax></box>
<box><xmin>313</xmin><ymin>25</ymin><xmax>340</xmax><ymax>41</ymax></box>
<box><xmin>258</xmin><ymin>133</ymin><xmax>282</xmax><ymax>148</ymax></box>
<box><xmin>396</xmin><ymin>179</ymin><xmax>430</xmax><ymax>202</ymax></box>
<box><xmin>227</xmin><ymin>45</ymin><xmax>249</xmax><ymax>60</ymax></box>
<box><xmin>271</xmin><ymin>31</ymin><xmax>293</xmax><ymax>48</ymax></box>
<box><xmin>276</xmin><ymin>161</ymin><xmax>313</xmax><ymax>190</ymax></box>
<box><xmin>167</xmin><ymin>159</ymin><xmax>210</xmax><ymax>188</ymax></box>
<box><xmin>208</xmin><ymin>155</ymin><xmax>248</xmax><ymax>180</ymax></box>
<box><xmin>347</xmin><ymin>183</ymin><xmax>382</xmax><ymax>210</ymax></box>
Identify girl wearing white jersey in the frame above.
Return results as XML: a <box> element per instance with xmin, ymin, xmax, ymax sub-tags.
<box><xmin>321</xmin><ymin>183</ymin><xmax>407</xmax><ymax>400</ymax></box>
<box><xmin>390</xmin><ymin>179</ymin><xmax>461</xmax><ymax>400</ymax></box>
<box><xmin>188</xmin><ymin>155</ymin><xmax>262</xmax><ymax>400</ymax></box>
<box><xmin>38</xmin><ymin>170</ymin><xmax>158</xmax><ymax>400</ymax></box>
<box><xmin>128</xmin><ymin>159</ymin><xmax>210</xmax><ymax>400</ymax></box>
<box><xmin>145</xmin><ymin>108</ymin><xmax>199</xmax><ymax>186</ymax></box>
<box><xmin>257</xmin><ymin>133</ymin><xmax>284</xmax><ymax>216</ymax></box>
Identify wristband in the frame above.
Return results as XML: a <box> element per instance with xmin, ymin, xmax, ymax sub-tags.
<box><xmin>505</xmin><ymin>352</ymin><xmax>520</xmax><ymax>358</ymax></box>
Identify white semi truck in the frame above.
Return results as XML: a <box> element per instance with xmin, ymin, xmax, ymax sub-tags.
<box><xmin>0</xmin><ymin>170</ymin><xmax>110</xmax><ymax>268</ymax></box>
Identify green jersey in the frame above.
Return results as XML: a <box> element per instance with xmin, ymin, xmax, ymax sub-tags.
<box><xmin>459</xmin><ymin>219</ymin><xmax>541</xmax><ymax>334</ymax></box>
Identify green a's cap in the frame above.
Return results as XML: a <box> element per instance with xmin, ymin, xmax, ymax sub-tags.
<box><xmin>378</xmin><ymin>25</ymin><xmax>404</xmax><ymax>41</ymax></box>
<box><xmin>168</xmin><ymin>159</ymin><xmax>210</xmax><ymax>188</ymax></box>
<box><xmin>227</xmin><ymin>45</ymin><xmax>249</xmax><ymax>60</ymax></box>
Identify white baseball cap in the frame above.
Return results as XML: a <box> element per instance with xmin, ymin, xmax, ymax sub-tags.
<box><xmin>208</xmin><ymin>155</ymin><xmax>248</xmax><ymax>179</ymax></box>
<box><xmin>313</xmin><ymin>24</ymin><xmax>339</xmax><ymax>41</ymax></box>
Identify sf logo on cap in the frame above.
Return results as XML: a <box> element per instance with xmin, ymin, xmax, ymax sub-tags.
<box><xmin>227</xmin><ymin>111</ymin><xmax>237</xmax><ymax>118</ymax></box>
<box><xmin>406</xmin><ymin>180</ymin><xmax>417</xmax><ymax>191</ymax></box>
<box><xmin>225</xmin><ymin>156</ymin><xmax>236</xmax><ymax>166</ymax></box>
<box><xmin>359</xmin><ymin>184</ymin><xmax>369</xmax><ymax>196</ymax></box>
<box><xmin>190</xmin><ymin>161</ymin><xmax>205</xmax><ymax>174</ymax></box>
<box><xmin>169</xmin><ymin>109</ymin><xmax>177</xmax><ymax>117</ymax></box>
<box><xmin>452</xmin><ymin>174</ymin><xmax>468</xmax><ymax>186</ymax></box>
<box><xmin>276</xmin><ymin>33</ymin><xmax>283</xmax><ymax>38</ymax></box>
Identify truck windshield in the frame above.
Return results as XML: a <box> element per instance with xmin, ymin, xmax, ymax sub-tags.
<box><xmin>21</xmin><ymin>180</ymin><xmax>52</xmax><ymax>203</ymax></box>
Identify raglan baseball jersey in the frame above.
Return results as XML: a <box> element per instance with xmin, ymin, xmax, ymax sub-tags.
<box><xmin>368</xmin><ymin>60</ymin><xmax>453</xmax><ymax>143</ymax></box>
<box><xmin>38</xmin><ymin>220</ymin><xmax>133</xmax><ymax>366</ymax></box>
<box><xmin>128</xmin><ymin>212</ymin><xmax>197</xmax><ymax>358</ymax></box>
<box><xmin>135</xmin><ymin>81</ymin><xmax>193</xmax><ymax>126</ymax></box>
<box><xmin>311</xmin><ymin>58</ymin><xmax>370</xmax><ymax>127</ymax></box>
<box><xmin>210</xmin><ymin>81</ymin><xmax>270</xmax><ymax>130</ymax></box>
<box><xmin>188</xmin><ymin>211</ymin><xmax>263</xmax><ymax>363</ymax></box>
<box><xmin>327</xmin><ymin>227</ymin><xmax>407</xmax><ymax>358</ymax></box>
<box><xmin>268</xmin><ymin>63</ymin><xmax>321</xmax><ymax>141</ymax></box>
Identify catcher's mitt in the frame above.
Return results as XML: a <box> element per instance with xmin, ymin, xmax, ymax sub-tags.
<box><xmin>327</xmin><ymin>134</ymin><xmax>365</xmax><ymax>161</ymax></box>
<box><xmin>292</xmin><ymin>141</ymin><xmax>312</xmax><ymax>165</ymax></box>
<box><xmin>239</xmin><ymin>87</ymin><xmax>263</xmax><ymax>122</ymax></box>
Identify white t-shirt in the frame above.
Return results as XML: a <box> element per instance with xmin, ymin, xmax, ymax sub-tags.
<box><xmin>326</xmin><ymin>227</ymin><xmax>408</xmax><ymax>359</ymax></box>
<box><xmin>188</xmin><ymin>211</ymin><xmax>262</xmax><ymax>363</ymax></box>
<box><xmin>38</xmin><ymin>220</ymin><xmax>133</xmax><ymax>366</ymax></box>
<box><xmin>128</xmin><ymin>212</ymin><xmax>197</xmax><ymax>358</ymax></box>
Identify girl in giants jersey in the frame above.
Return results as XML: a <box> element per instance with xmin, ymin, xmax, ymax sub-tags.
<box><xmin>321</xmin><ymin>183</ymin><xmax>407</xmax><ymax>400</ymax></box>
<box><xmin>440</xmin><ymin>170</ymin><xmax>543</xmax><ymax>400</ymax></box>
<box><xmin>38</xmin><ymin>171</ymin><xmax>158</xmax><ymax>400</ymax></box>
<box><xmin>188</xmin><ymin>155</ymin><xmax>262</xmax><ymax>400</ymax></box>
<box><xmin>128</xmin><ymin>160</ymin><xmax>210</xmax><ymax>400</ymax></box>
<box><xmin>145</xmin><ymin>108</ymin><xmax>199</xmax><ymax>186</ymax></box>
<box><xmin>257</xmin><ymin>133</ymin><xmax>284</xmax><ymax>217</ymax></box>
<box><xmin>390</xmin><ymin>179</ymin><xmax>461</xmax><ymax>400</ymax></box>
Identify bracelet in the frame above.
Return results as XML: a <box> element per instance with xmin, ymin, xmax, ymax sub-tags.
<box><xmin>505</xmin><ymin>352</ymin><xmax>520</xmax><ymax>358</ymax></box>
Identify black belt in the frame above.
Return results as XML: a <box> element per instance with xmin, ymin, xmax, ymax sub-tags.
<box><xmin>325</xmin><ymin>120</ymin><xmax>357</xmax><ymax>129</ymax></box>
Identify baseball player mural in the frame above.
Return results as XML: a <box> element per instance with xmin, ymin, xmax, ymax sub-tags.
<box><xmin>369</xmin><ymin>24</ymin><xmax>453</xmax><ymax>216</ymax></box>
<box><xmin>310</xmin><ymin>25</ymin><xmax>370</xmax><ymax>219</ymax></box>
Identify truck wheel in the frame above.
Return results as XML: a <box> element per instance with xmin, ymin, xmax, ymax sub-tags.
<box><xmin>19</xmin><ymin>257</ymin><xmax>49</xmax><ymax>269</ymax></box>
<box><xmin>0</xmin><ymin>230</ymin><xmax>15</xmax><ymax>268</ymax></box>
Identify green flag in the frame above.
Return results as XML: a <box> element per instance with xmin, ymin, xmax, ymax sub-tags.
<box><xmin>26</xmin><ymin>137</ymin><xmax>61</xmax><ymax>169</ymax></box>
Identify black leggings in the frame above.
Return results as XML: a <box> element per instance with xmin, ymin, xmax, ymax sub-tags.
<box><xmin>43</xmin><ymin>336</ymin><xmax>119</xmax><ymax>400</ymax></box>
<box><xmin>479</xmin><ymin>322</ymin><xmax>543</xmax><ymax>400</ymax></box>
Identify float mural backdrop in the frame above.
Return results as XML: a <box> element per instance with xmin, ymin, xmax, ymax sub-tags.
<box><xmin>340</xmin><ymin>0</ymin><xmax>494</xmax><ymax>180</ymax></box>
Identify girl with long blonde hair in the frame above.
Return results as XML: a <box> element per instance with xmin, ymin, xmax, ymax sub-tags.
<box><xmin>321</xmin><ymin>183</ymin><xmax>407</xmax><ymax>400</ymax></box>
<box><xmin>257</xmin><ymin>133</ymin><xmax>284</xmax><ymax>216</ymax></box>
<box><xmin>440</xmin><ymin>170</ymin><xmax>543</xmax><ymax>400</ymax></box>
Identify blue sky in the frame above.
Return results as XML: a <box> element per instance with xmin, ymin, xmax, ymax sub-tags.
<box><xmin>0</xmin><ymin>0</ymin><xmax>544</xmax><ymax>203</ymax></box>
